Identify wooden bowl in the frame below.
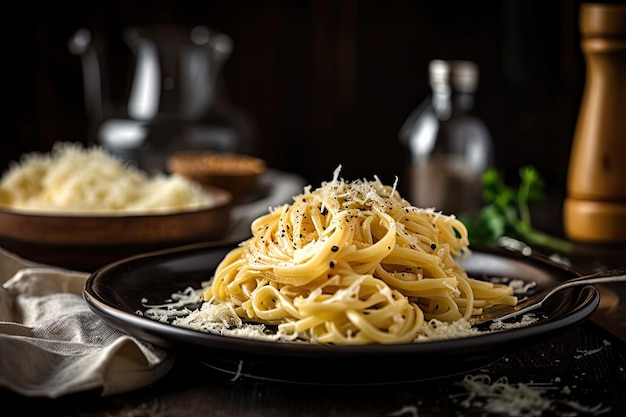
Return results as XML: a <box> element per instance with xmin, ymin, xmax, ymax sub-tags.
<box><xmin>167</xmin><ymin>150</ymin><xmax>266</xmax><ymax>202</ymax></box>
<box><xmin>0</xmin><ymin>186</ymin><xmax>233</xmax><ymax>271</ymax></box>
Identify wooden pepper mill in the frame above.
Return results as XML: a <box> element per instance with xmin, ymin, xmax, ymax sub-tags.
<box><xmin>564</xmin><ymin>2</ymin><xmax>626</xmax><ymax>243</ymax></box>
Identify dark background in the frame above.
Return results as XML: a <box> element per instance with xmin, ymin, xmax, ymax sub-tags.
<box><xmin>3</xmin><ymin>0</ymin><xmax>586</xmax><ymax>199</ymax></box>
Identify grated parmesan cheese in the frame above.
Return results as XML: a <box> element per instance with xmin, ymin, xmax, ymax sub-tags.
<box><xmin>416</xmin><ymin>318</ymin><xmax>482</xmax><ymax>341</ymax></box>
<box><xmin>0</xmin><ymin>142</ymin><xmax>218</xmax><ymax>214</ymax></box>
<box><xmin>453</xmin><ymin>373</ymin><xmax>611</xmax><ymax>416</ymax></box>
<box><xmin>142</xmin><ymin>285</ymin><xmax>491</xmax><ymax>342</ymax></box>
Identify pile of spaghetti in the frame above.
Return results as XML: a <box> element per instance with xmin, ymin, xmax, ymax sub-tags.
<box><xmin>184</xmin><ymin>167</ymin><xmax>516</xmax><ymax>345</ymax></box>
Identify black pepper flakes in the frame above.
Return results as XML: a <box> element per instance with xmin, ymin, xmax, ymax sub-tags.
<box><xmin>331</xmin><ymin>245</ymin><xmax>339</xmax><ymax>252</ymax></box>
<box><xmin>431</xmin><ymin>243</ymin><xmax>437</xmax><ymax>250</ymax></box>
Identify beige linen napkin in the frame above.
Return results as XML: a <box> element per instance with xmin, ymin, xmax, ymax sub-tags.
<box><xmin>0</xmin><ymin>247</ymin><xmax>174</xmax><ymax>398</ymax></box>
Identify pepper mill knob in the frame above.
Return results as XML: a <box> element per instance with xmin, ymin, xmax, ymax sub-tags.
<box><xmin>564</xmin><ymin>2</ymin><xmax>626</xmax><ymax>243</ymax></box>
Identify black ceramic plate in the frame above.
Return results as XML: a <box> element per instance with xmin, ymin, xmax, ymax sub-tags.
<box><xmin>84</xmin><ymin>242</ymin><xmax>599</xmax><ymax>385</ymax></box>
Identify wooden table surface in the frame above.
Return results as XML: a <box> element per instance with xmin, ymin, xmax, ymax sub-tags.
<box><xmin>2</xmin><ymin>242</ymin><xmax>625</xmax><ymax>417</ymax></box>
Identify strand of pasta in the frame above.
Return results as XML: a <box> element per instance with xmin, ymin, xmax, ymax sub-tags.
<box><xmin>203</xmin><ymin>170</ymin><xmax>516</xmax><ymax>344</ymax></box>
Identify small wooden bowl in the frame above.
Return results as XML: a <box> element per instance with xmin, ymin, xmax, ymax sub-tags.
<box><xmin>0</xmin><ymin>186</ymin><xmax>233</xmax><ymax>271</ymax></box>
<box><xmin>167</xmin><ymin>150</ymin><xmax>266</xmax><ymax>202</ymax></box>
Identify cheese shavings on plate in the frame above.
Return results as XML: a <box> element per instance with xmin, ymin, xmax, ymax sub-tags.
<box><xmin>141</xmin><ymin>284</ymin><xmax>507</xmax><ymax>342</ymax></box>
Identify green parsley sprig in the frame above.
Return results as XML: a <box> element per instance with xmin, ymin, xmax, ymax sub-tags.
<box><xmin>463</xmin><ymin>166</ymin><xmax>573</xmax><ymax>254</ymax></box>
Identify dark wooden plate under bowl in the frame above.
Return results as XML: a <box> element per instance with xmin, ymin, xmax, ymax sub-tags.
<box><xmin>0</xmin><ymin>186</ymin><xmax>233</xmax><ymax>272</ymax></box>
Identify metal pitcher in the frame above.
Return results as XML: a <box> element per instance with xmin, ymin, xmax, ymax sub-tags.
<box><xmin>69</xmin><ymin>24</ymin><xmax>253</xmax><ymax>172</ymax></box>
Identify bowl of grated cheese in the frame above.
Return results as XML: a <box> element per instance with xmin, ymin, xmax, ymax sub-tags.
<box><xmin>0</xmin><ymin>143</ymin><xmax>234</xmax><ymax>271</ymax></box>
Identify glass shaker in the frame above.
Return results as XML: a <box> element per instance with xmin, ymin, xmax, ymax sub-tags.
<box><xmin>399</xmin><ymin>60</ymin><xmax>493</xmax><ymax>218</ymax></box>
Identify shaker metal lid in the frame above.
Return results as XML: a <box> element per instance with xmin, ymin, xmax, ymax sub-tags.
<box><xmin>429</xmin><ymin>60</ymin><xmax>479</xmax><ymax>93</ymax></box>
